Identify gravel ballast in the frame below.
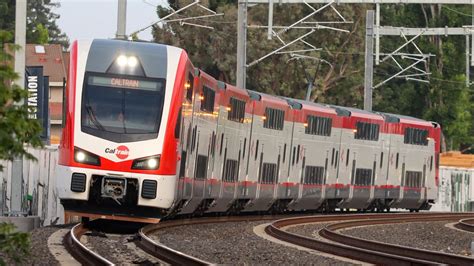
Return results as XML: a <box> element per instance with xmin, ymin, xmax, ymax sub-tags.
<box><xmin>83</xmin><ymin>232</ymin><xmax>163</xmax><ymax>265</ymax></box>
<box><xmin>26</xmin><ymin>224</ymin><xmax>73</xmax><ymax>265</ymax></box>
<box><xmin>151</xmin><ymin>220</ymin><xmax>354</xmax><ymax>265</ymax></box>
<box><xmin>342</xmin><ymin>221</ymin><xmax>474</xmax><ymax>256</ymax></box>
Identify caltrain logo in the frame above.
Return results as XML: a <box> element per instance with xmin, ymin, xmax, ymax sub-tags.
<box><xmin>105</xmin><ymin>145</ymin><xmax>129</xmax><ymax>160</ymax></box>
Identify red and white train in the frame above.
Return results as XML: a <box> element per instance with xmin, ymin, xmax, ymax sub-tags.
<box><xmin>56</xmin><ymin>39</ymin><xmax>441</xmax><ymax>221</ymax></box>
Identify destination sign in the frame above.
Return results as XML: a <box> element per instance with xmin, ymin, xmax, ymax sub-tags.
<box><xmin>88</xmin><ymin>76</ymin><xmax>164</xmax><ymax>91</ymax></box>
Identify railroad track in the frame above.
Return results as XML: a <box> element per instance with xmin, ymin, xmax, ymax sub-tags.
<box><xmin>136</xmin><ymin>214</ymin><xmax>304</xmax><ymax>265</ymax></box>
<box><xmin>265</xmin><ymin>213</ymin><xmax>474</xmax><ymax>265</ymax></box>
<box><xmin>63</xmin><ymin>223</ymin><xmax>114</xmax><ymax>265</ymax></box>
<box><xmin>455</xmin><ymin>218</ymin><xmax>474</xmax><ymax>233</ymax></box>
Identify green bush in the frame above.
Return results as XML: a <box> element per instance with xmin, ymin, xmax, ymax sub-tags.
<box><xmin>0</xmin><ymin>222</ymin><xmax>30</xmax><ymax>265</ymax></box>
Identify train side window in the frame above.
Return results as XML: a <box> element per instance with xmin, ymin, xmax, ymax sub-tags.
<box><xmin>261</xmin><ymin>163</ymin><xmax>277</xmax><ymax>184</ymax></box>
<box><xmin>331</xmin><ymin>148</ymin><xmax>335</xmax><ymax>166</ymax></box>
<box><xmin>255</xmin><ymin>140</ymin><xmax>259</xmax><ymax>160</ymax></box>
<box><xmin>264</xmin><ymin>107</ymin><xmax>284</xmax><ymax>130</ymax></box>
<box><xmin>195</xmin><ymin>155</ymin><xmax>208</xmax><ymax>179</ymax></box>
<box><xmin>355</xmin><ymin>168</ymin><xmax>373</xmax><ymax>186</ymax></box>
<box><xmin>186</xmin><ymin>73</ymin><xmax>193</xmax><ymax>102</ymax></box>
<box><xmin>372</xmin><ymin>161</ymin><xmax>376</xmax><ymax>185</ymax></box>
<box><xmin>186</xmin><ymin>126</ymin><xmax>191</xmax><ymax>150</ymax></box>
<box><xmin>200</xmin><ymin>86</ymin><xmax>215</xmax><ymax>113</ymax></box>
<box><xmin>191</xmin><ymin>126</ymin><xmax>197</xmax><ymax>152</ymax></box>
<box><xmin>223</xmin><ymin>159</ymin><xmax>238</xmax><ymax>182</ymax></box>
<box><xmin>380</xmin><ymin>152</ymin><xmax>383</xmax><ymax>168</ymax></box>
<box><xmin>430</xmin><ymin>156</ymin><xmax>433</xmax><ymax>171</ymax></box>
<box><xmin>401</xmin><ymin>163</ymin><xmax>406</xmax><ymax>185</ymax></box>
<box><xmin>324</xmin><ymin>158</ymin><xmax>328</xmax><ymax>184</ymax></box>
<box><xmin>422</xmin><ymin>164</ymin><xmax>426</xmax><ymax>187</ymax></box>
<box><xmin>346</xmin><ymin>149</ymin><xmax>350</xmax><ymax>167</ymax></box>
<box><xmin>300</xmin><ymin>157</ymin><xmax>306</xmax><ymax>183</ymax></box>
<box><xmin>351</xmin><ymin>159</ymin><xmax>356</xmax><ymax>184</ymax></box>
<box><xmin>220</xmin><ymin>133</ymin><xmax>224</xmax><ymax>156</ymax></box>
<box><xmin>304</xmin><ymin>165</ymin><xmax>325</xmax><ymax>185</ymax></box>
<box><xmin>283</xmin><ymin>143</ymin><xmax>287</xmax><ymax>163</ymax></box>
<box><xmin>334</xmin><ymin>150</ymin><xmax>339</xmax><ymax>168</ymax></box>
<box><xmin>404</xmin><ymin>127</ymin><xmax>429</xmax><ymax>146</ymax></box>
<box><xmin>243</xmin><ymin>138</ymin><xmax>247</xmax><ymax>159</ymax></box>
<box><xmin>297</xmin><ymin>145</ymin><xmax>300</xmax><ymax>164</ymax></box>
<box><xmin>210</xmin><ymin>132</ymin><xmax>216</xmax><ymax>157</ymax></box>
<box><xmin>179</xmin><ymin>151</ymin><xmax>187</xmax><ymax>178</ymax></box>
<box><xmin>396</xmin><ymin>153</ymin><xmax>399</xmax><ymax>169</ymax></box>
<box><xmin>305</xmin><ymin>115</ymin><xmax>332</xmax><ymax>136</ymax></box>
<box><xmin>228</xmin><ymin>97</ymin><xmax>246</xmax><ymax>123</ymax></box>
<box><xmin>292</xmin><ymin>146</ymin><xmax>296</xmax><ymax>166</ymax></box>
<box><xmin>354</xmin><ymin>121</ymin><xmax>379</xmax><ymax>141</ymax></box>
<box><xmin>175</xmin><ymin>107</ymin><xmax>182</xmax><ymax>139</ymax></box>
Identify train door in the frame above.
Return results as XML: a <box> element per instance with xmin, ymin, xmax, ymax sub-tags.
<box><xmin>180</xmin><ymin>80</ymin><xmax>218</xmax><ymax>214</ymax></box>
<box><xmin>177</xmin><ymin>70</ymin><xmax>197</xmax><ymax>203</ymax></box>
<box><xmin>386</xmin><ymin>138</ymin><xmax>401</xmax><ymax>204</ymax></box>
<box><xmin>335</xmin><ymin>129</ymin><xmax>352</xmax><ymax>200</ymax></box>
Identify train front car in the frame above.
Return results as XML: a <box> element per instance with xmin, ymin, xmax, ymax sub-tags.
<box><xmin>56</xmin><ymin>39</ymin><xmax>188</xmax><ymax>221</ymax></box>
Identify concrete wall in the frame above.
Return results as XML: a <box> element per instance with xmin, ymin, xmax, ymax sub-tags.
<box><xmin>0</xmin><ymin>146</ymin><xmax>64</xmax><ymax>226</ymax></box>
<box><xmin>431</xmin><ymin>166</ymin><xmax>473</xmax><ymax>212</ymax></box>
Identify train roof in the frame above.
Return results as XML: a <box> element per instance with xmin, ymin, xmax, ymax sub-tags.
<box><xmin>246</xmin><ymin>90</ymin><xmax>289</xmax><ymax>107</ymax></box>
<box><xmin>328</xmin><ymin>105</ymin><xmax>384</xmax><ymax>120</ymax></box>
<box><xmin>285</xmin><ymin>98</ymin><xmax>337</xmax><ymax>115</ymax></box>
<box><xmin>379</xmin><ymin>112</ymin><xmax>437</xmax><ymax>127</ymax></box>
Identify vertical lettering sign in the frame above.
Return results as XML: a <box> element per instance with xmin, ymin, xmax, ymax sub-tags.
<box><xmin>25</xmin><ymin>66</ymin><xmax>50</xmax><ymax>143</ymax></box>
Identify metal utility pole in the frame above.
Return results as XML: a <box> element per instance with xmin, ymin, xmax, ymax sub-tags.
<box><xmin>116</xmin><ymin>0</ymin><xmax>127</xmax><ymax>39</ymax></box>
<box><xmin>364</xmin><ymin>10</ymin><xmax>374</xmax><ymax>111</ymax></box>
<box><xmin>11</xmin><ymin>0</ymin><xmax>27</xmax><ymax>215</ymax></box>
<box><xmin>236</xmin><ymin>0</ymin><xmax>248</xmax><ymax>89</ymax></box>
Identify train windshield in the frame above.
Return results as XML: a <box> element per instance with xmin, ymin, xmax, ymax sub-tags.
<box><xmin>81</xmin><ymin>74</ymin><xmax>166</xmax><ymax>142</ymax></box>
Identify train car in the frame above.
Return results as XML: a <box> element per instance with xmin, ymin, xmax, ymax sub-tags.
<box><xmin>56</xmin><ymin>39</ymin><xmax>441</xmax><ymax>221</ymax></box>
<box><xmin>381</xmin><ymin>113</ymin><xmax>441</xmax><ymax>210</ymax></box>
<box><xmin>56</xmin><ymin>39</ymin><xmax>190</xmax><ymax>221</ymax></box>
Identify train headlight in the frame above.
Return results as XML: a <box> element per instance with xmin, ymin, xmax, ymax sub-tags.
<box><xmin>147</xmin><ymin>158</ymin><xmax>158</xmax><ymax>169</ymax></box>
<box><xmin>116</xmin><ymin>55</ymin><xmax>138</xmax><ymax>68</ymax></box>
<box><xmin>74</xmin><ymin>147</ymin><xmax>101</xmax><ymax>166</ymax></box>
<box><xmin>127</xmin><ymin>56</ymin><xmax>138</xmax><ymax>67</ymax></box>
<box><xmin>116</xmin><ymin>55</ymin><xmax>128</xmax><ymax>67</ymax></box>
<box><xmin>132</xmin><ymin>155</ymin><xmax>160</xmax><ymax>170</ymax></box>
<box><xmin>75</xmin><ymin>151</ymin><xmax>86</xmax><ymax>162</ymax></box>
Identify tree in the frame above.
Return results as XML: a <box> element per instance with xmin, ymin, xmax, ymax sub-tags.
<box><xmin>0</xmin><ymin>222</ymin><xmax>30</xmax><ymax>265</ymax></box>
<box><xmin>0</xmin><ymin>0</ymin><xmax>69</xmax><ymax>47</ymax></box>
<box><xmin>0</xmin><ymin>30</ymin><xmax>43</xmax><ymax>171</ymax></box>
<box><xmin>375</xmin><ymin>4</ymin><xmax>474</xmax><ymax>150</ymax></box>
<box><xmin>27</xmin><ymin>0</ymin><xmax>69</xmax><ymax>47</ymax></box>
<box><xmin>153</xmin><ymin>1</ymin><xmax>473</xmax><ymax>151</ymax></box>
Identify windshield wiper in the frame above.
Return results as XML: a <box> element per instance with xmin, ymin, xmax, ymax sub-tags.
<box><xmin>85</xmin><ymin>105</ymin><xmax>106</xmax><ymax>131</ymax></box>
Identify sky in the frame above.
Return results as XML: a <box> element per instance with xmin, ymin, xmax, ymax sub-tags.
<box><xmin>55</xmin><ymin>0</ymin><xmax>167</xmax><ymax>43</ymax></box>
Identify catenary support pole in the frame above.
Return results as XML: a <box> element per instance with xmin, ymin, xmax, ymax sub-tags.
<box><xmin>237</xmin><ymin>0</ymin><xmax>248</xmax><ymax>89</ymax></box>
<box><xmin>116</xmin><ymin>0</ymin><xmax>127</xmax><ymax>39</ymax></box>
<box><xmin>466</xmin><ymin>35</ymin><xmax>470</xmax><ymax>87</ymax></box>
<box><xmin>305</xmin><ymin>81</ymin><xmax>313</xmax><ymax>101</ymax></box>
<box><xmin>11</xmin><ymin>0</ymin><xmax>27</xmax><ymax>215</ymax></box>
<box><xmin>364</xmin><ymin>10</ymin><xmax>374</xmax><ymax>111</ymax></box>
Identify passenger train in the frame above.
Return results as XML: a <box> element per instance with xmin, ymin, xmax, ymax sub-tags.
<box><xmin>56</xmin><ymin>39</ymin><xmax>441</xmax><ymax>221</ymax></box>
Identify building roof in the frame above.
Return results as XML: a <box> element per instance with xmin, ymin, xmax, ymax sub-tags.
<box><xmin>440</xmin><ymin>152</ymin><xmax>474</xmax><ymax>169</ymax></box>
<box><xmin>25</xmin><ymin>44</ymin><xmax>67</xmax><ymax>83</ymax></box>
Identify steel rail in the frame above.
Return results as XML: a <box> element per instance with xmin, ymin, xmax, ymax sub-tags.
<box><xmin>321</xmin><ymin>214</ymin><xmax>474</xmax><ymax>265</ymax></box>
<box><xmin>266</xmin><ymin>213</ymin><xmax>474</xmax><ymax>265</ymax></box>
<box><xmin>455</xmin><ymin>218</ymin><xmax>474</xmax><ymax>233</ymax></box>
<box><xmin>63</xmin><ymin>223</ymin><xmax>115</xmax><ymax>266</ymax></box>
<box><xmin>137</xmin><ymin>214</ymin><xmax>308</xmax><ymax>265</ymax></box>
